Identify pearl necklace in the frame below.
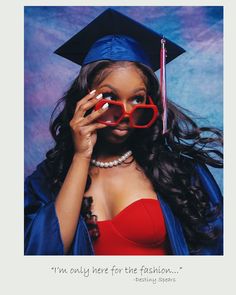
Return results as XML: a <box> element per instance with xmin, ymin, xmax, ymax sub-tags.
<box><xmin>91</xmin><ymin>150</ymin><xmax>132</xmax><ymax>168</ymax></box>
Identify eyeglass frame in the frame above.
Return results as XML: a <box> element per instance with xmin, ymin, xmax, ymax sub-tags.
<box><xmin>94</xmin><ymin>96</ymin><xmax>159</xmax><ymax>128</ymax></box>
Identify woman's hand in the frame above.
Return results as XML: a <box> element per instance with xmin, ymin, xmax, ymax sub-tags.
<box><xmin>69</xmin><ymin>90</ymin><xmax>108</xmax><ymax>159</ymax></box>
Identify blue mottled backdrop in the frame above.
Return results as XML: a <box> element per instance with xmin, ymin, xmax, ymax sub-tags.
<box><xmin>24</xmin><ymin>6</ymin><xmax>223</xmax><ymax>191</ymax></box>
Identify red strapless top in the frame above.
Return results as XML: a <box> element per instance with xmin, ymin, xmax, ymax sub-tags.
<box><xmin>93</xmin><ymin>198</ymin><xmax>169</xmax><ymax>255</ymax></box>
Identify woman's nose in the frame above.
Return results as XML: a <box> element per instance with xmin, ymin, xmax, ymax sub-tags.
<box><xmin>123</xmin><ymin>102</ymin><xmax>133</xmax><ymax>114</ymax></box>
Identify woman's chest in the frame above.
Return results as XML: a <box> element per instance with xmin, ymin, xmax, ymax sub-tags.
<box><xmin>85</xmin><ymin>162</ymin><xmax>157</xmax><ymax>220</ymax></box>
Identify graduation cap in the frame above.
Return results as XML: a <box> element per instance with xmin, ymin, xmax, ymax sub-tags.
<box><xmin>55</xmin><ymin>8</ymin><xmax>185</xmax><ymax>71</ymax></box>
<box><xmin>55</xmin><ymin>8</ymin><xmax>186</xmax><ymax>133</ymax></box>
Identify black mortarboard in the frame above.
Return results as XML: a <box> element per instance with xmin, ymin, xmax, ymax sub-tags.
<box><xmin>54</xmin><ymin>8</ymin><xmax>185</xmax><ymax>71</ymax></box>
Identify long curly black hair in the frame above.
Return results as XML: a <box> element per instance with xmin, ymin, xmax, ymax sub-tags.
<box><xmin>45</xmin><ymin>60</ymin><xmax>223</xmax><ymax>254</ymax></box>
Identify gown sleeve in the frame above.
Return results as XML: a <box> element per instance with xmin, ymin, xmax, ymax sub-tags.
<box><xmin>24</xmin><ymin>161</ymin><xmax>64</xmax><ymax>255</ymax></box>
<box><xmin>24</xmin><ymin>161</ymin><xmax>94</xmax><ymax>255</ymax></box>
<box><xmin>160</xmin><ymin>163</ymin><xmax>223</xmax><ymax>256</ymax></box>
<box><xmin>193</xmin><ymin>163</ymin><xmax>223</xmax><ymax>255</ymax></box>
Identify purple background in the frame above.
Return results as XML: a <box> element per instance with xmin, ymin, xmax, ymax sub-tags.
<box><xmin>24</xmin><ymin>6</ymin><xmax>223</xmax><ymax>191</ymax></box>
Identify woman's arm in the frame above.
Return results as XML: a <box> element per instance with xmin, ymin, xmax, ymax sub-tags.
<box><xmin>54</xmin><ymin>90</ymin><xmax>107</xmax><ymax>253</ymax></box>
<box><xmin>54</xmin><ymin>154</ymin><xmax>90</xmax><ymax>253</ymax></box>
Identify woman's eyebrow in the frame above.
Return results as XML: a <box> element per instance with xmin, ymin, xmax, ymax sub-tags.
<box><xmin>133</xmin><ymin>87</ymin><xmax>147</xmax><ymax>93</ymax></box>
<box><xmin>99</xmin><ymin>84</ymin><xmax>146</xmax><ymax>93</ymax></box>
<box><xmin>99</xmin><ymin>84</ymin><xmax>117</xmax><ymax>92</ymax></box>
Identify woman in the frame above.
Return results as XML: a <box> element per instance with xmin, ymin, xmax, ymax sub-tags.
<box><xmin>24</xmin><ymin>9</ymin><xmax>223</xmax><ymax>255</ymax></box>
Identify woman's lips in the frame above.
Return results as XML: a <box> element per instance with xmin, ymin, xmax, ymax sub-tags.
<box><xmin>111</xmin><ymin>127</ymin><xmax>129</xmax><ymax>137</ymax></box>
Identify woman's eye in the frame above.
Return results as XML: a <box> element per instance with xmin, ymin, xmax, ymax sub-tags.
<box><xmin>103</xmin><ymin>93</ymin><xmax>116</xmax><ymax>100</ymax></box>
<box><xmin>132</xmin><ymin>96</ymin><xmax>145</xmax><ymax>104</ymax></box>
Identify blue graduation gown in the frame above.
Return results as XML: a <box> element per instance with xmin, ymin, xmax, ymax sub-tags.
<box><xmin>24</xmin><ymin>161</ymin><xmax>223</xmax><ymax>255</ymax></box>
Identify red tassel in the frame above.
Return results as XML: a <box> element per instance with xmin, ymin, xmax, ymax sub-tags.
<box><xmin>160</xmin><ymin>38</ymin><xmax>167</xmax><ymax>134</ymax></box>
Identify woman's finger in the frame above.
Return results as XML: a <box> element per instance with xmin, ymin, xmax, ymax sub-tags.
<box><xmin>74</xmin><ymin>122</ymin><xmax>107</xmax><ymax>136</ymax></box>
<box><xmin>75</xmin><ymin>89</ymin><xmax>96</xmax><ymax>111</ymax></box>
<box><xmin>74</xmin><ymin>93</ymin><xmax>103</xmax><ymax>118</ymax></box>
<box><xmin>78</xmin><ymin>103</ymin><xmax>109</xmax><ymax>126</ymax></box>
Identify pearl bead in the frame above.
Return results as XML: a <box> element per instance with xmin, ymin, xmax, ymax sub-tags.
<box><xmin>91</xmin><ymin>150</ymin><xmax>132</xmax><ymax>168</ymax></box>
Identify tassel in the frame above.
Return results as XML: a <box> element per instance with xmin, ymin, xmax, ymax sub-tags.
<box><xmin>160</xmin><ymin>38</ymin><xmax>167</xmax><ymax>134</ymax></box>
